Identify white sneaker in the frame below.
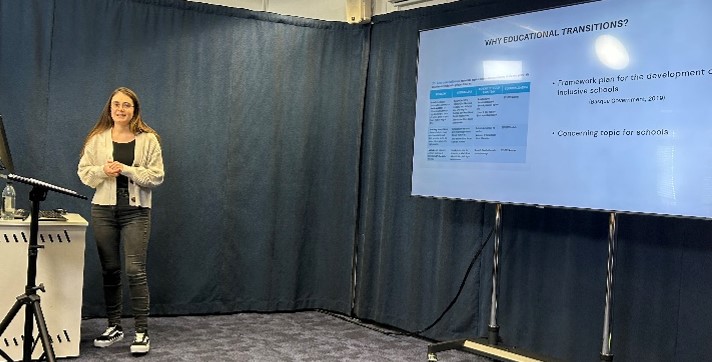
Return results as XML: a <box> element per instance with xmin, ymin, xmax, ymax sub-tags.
<box><xmin>130</xmin><ymin>332</ymin><xmax>150</xmax><ymax>355</ymax></box>
<box><xmin>93</xmin><ymin>325</ymin><xmax>124</xmax><ymax>348</ymax></box>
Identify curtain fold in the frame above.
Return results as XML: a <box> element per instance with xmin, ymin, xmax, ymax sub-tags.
<box><xmin>355</xmin><ymin>4</ymin><xmax>489</xmax><ymax>340</ymax></box>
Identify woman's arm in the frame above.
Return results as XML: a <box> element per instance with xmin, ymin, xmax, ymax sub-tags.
<box><xmin>120</xmin><ymin>133</ymin><xmax>165</xmax><ymax>188</ymax></box>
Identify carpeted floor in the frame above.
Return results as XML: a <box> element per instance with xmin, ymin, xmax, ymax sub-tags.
<box><xmin>73</xmin><ymin>310</ymin><xmax>490</xmax><ymax>361</ymax></box>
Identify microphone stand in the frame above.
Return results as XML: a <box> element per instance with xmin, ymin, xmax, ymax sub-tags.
<box><xmin>0</xmin><ymin>174</ymin><xmax>86</xmax><ymax>362</ymax></box>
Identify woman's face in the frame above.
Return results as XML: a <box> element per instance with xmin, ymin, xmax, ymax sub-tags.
<box><xmin>110</xmin><ymin>92</ymin><xmax>135</xmax><ymax>126</ymax></box>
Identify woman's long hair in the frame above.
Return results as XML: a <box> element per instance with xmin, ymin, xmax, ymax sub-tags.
<box><xmin>80</xmin><ymin>87</ymin><xmax>160</xmax><ymax>156</ymax></box>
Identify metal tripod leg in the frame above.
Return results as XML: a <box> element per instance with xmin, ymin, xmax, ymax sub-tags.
<box><xmin>0</xmin><ymin>290</ymin><xmax>56</xmax><ymax>362</ymax></box>
<box><xmin>0</xmin><ymin>297</ymin><xmax>25</xmax><ymax>361</ymax></box>
<box><xmin>29</xmin><ymin>293</ymin><xmax>56</xmax><ymax>362</ymax></box>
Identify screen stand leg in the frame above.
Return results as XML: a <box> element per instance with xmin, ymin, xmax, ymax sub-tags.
<box><xmin>488</xmin><ymin>203</ymin><xmax>502</xmax><ymax>345</ymax></box>
<box><xmin>600</xmin><ymin>212</ymin><xmax>617</xmax><ymax>361</ymax></box>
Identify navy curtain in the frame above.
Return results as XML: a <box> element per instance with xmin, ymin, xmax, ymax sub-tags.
<box><xmin>1</xmin><ymin>0</ymin><xmax>368</xmax><ymax>316</ymax></box>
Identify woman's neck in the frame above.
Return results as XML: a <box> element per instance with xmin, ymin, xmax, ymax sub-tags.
<box><xmin>112</xmin><ymin>125</ymin><xmax>135</xmax><ymax>143</ymax></box>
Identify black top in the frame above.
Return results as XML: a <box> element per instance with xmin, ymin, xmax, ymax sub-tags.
<box><xmin>113</xmin><ymin>140</ymin><xmax>135</xmax><ymax>189</ymax></box>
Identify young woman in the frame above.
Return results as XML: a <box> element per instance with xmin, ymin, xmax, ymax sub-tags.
<box><xmin>78</xmin><ymin>87</ymin><xmax>164</xmax><ymax>355</ymax></box>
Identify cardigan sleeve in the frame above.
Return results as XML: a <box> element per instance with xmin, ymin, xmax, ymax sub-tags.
<box><xmin>120</xmin><ymin>133</ymin><xmax>165</xmax><ymax>188</ymax></box>
<box><xmin>77</xmin><ymin>134</ymin><xmax>110</xmax><ymax>189</ymax></box>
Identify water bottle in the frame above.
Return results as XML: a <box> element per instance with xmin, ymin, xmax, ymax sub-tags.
<box><xmin>2</xmin><ymin>181</ymin><xmax>16</xmax><ymax>220</ymax></box>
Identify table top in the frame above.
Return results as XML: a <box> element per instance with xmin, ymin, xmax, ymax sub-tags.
<box><xmin>0</xmin><ymin>212</ymin><xmax>88</xmax><ymax>227</ymax></box>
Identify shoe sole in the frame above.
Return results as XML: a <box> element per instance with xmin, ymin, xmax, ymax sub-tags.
<box><xmin>130</xmin><ymin>342</ymin><xmax>150</xmax><ymax>354</ymax></box>
<box><xmin>93</xmin><ymin>334</ymin><xmax>124</xmax><ymax>348</ymax></box>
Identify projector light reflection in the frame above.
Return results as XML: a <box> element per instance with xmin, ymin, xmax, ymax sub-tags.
<box><xmin>482</xmin><ymin>60</ymin><xmax>523</xmax><ymax>80</ymax></box>
<box><xmin>595</xmin><ymin>35</ymin><xmax>629</xmax><ymax>70</ymax></box>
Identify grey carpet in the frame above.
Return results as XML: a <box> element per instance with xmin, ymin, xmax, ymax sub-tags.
<box><xmin>73</xmin><ymin>310</ymin><xmax>489</xmax><ymax>361</ymax></box>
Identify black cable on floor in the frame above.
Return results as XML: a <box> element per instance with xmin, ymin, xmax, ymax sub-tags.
<box><xmin>319</xmin><ymin>225</ymin><xmax>495</xmax><ymax>338</ymax></box>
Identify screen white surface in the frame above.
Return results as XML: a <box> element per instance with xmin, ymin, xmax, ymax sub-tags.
<box><xmin>411</xmin><ymin>0</ymin><xmax>712</xmax><ymax>218</ymax></box>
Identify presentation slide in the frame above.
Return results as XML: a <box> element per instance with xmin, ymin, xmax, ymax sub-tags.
<box><xmin>411</xmin><ymin>0</ymin><xmax>712</xmax><ymax>218</ymax></box>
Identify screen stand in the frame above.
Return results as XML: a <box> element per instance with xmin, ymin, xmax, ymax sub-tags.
<box><xmin>427</xmin><ymin>203</ymin><xmax>546</xmax><ymax>362</ymax></box>
<box><xmin>600</xmin><ymin>212</ymin><xmax>617</xmax><ymax>361</ymax></box>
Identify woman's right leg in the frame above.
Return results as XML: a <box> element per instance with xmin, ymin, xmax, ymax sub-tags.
<box><xmin>91</xmin><ymin>204</ymin><xmax>123</xmax><ymax>327</ymax></box>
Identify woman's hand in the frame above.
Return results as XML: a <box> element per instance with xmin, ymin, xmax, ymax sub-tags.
<box><xmin>103</xmin><ymin>160</ymin><xmax>123</xmax><ymax>177</ymax></box>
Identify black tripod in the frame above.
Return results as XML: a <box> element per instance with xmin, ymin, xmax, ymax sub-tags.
<box><xmin>0</xmin><ymin>175</ymin><xmax>86</xmax><ymax>362</ymax></box>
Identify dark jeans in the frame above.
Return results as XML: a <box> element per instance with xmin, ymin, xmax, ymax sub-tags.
<box><xmin>91</xmin><ymin>188</ymin><xmax>151</xmax><ymax>333</ymax></box>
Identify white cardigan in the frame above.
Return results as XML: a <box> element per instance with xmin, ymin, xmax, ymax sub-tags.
<box><xmin>77</xmin><ymin>129</ymin><xmax>165</xmax><ymax>208</ymax></box>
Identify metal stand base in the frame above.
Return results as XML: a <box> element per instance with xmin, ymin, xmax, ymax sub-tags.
<box><xmin>600</xmin><ymin>353</ymin><xmax>614</xmax><ymax>361</ymax></box>
<box><xmin>427</xmin><ymin>338</ymin><xmax>547</xmax><ymax>362</ymax></box>
<box><xmin>0</xmin><ymin>289</ymin><xmax>56</xmax><ymax>362</ymax></box>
